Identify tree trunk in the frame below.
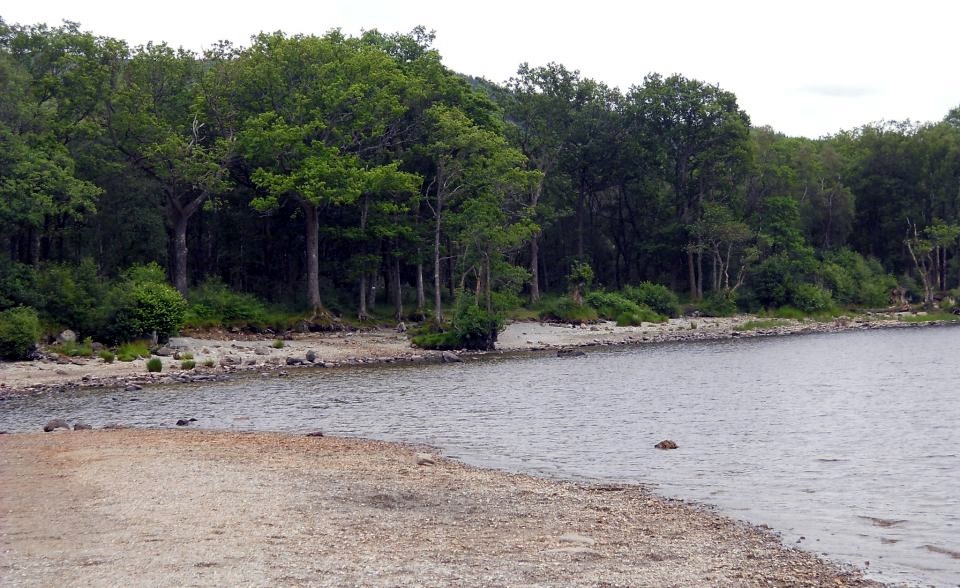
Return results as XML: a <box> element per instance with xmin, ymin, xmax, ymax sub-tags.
<box><xmin>416</xmin><ymin>254</ymin><xmax>426</xmax><ymax>318</ymax></box>
<box><xmin>687</xmin><ymin>249</ymin><xmax>697</xmax><ymax>300</ymax></box>
<box><xmin>392</xmin><ymin>256</ymin><xmax>403</xmax><ymax>321</ymax></box>
<box><xmin>303</xmin><ymin>202</ymin><xmax>323</xmax><ymax>313</ymax></box>
<box><xmin>171</xmin><ymin>213</ymin><xmax>190</xmax><ymax>296</ymax></box>
<box><xmin>358</xmin><ymin>273</ymin><xmax>368</xmax><ymax>321</ymax></box>
<box><xmin>529</xmin><ymin>233</ymin><xmax>541</xmax><ymax>304</ymax></box>
<box><xmin>696</xmin><ymin>249</ymin><xmax>703</xmax><ymax>299</ymax></box>
<box><xmin>484</xmin><ymin>255</ymin><xmax>492</xmax><ymax>313</ymax></box>
<box><xmin>433</xmin><ymin>193</ymin><xmax>443</xmax><ymax>324</ymax></box>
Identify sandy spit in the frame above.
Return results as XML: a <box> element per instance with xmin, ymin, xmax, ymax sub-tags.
<box><xmin>0</xmin><ymin>429</ymin><xmax>883</xmax><ymax>587</ymax></box>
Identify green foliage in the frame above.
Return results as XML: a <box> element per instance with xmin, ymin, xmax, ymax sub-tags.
<box><xmin>789</xmin><ymin>283</ymin><xmax>834</xmax><ymax>313</ymax></box>
<box><xmin>622</xmin><ymin>282</ymin><xmax>681</xmax><ymax>318</ymax></box>
<box><xmin>50</xmin><ymin>337</ymin><xmax>94</xmax><ymax>357</ymax></box>
<box><xmin>764</xmin><ymin>306</ymin><xmax>807</xmax><ymax>320</ymax></box>
<box><xmin>179</xmin><ymin>352</ymin><xmax>193</xmax><ymax>360</ymax></box>
<box><xmin>615</xmin><ymin>307</ymin><xmax>668</xmax><ymax>326</ymax></box>
<box><xmin>99</xmin><ymin>349</ymin><xmax>115</xmax><ymax>363</ymax></box>
<box><xmin>412</xmin><ymin>293</ymin><xmax>504</xmax><ymax>350</ymax></box>
<box><xmin>185</xmin><ymin>280</ymin><xmax>268</xmax><ymax>328</ymax></box>
<box><xmin>538</xmin><ymin>296</ymin><xmax>599</xmax><ymax>324</ymax></box>
<box><xmin>104</xmin><ymin>264</ymin><xmax>186</xmax><ymax>343</ymax></box>
<box><xmin>819</xmin><ymin>249</ymin><xmax>896</xmax><ymax>307</ymax></box>
<box><xmin>566</xmin><ymin>261</ymin><xmax>594</xmax><ymax>300</ymax></box>
<box><xmin>146</xmin><ymin>357</ymin><xmax>163</xmax><ymax>372</ymax></box>
<box><xmin>116</xmin><ymin>340</ymin><xmax>150</xmax><ymax>362</ymax></box>
<box><xmin>584</xmin><ymin>291</ymin><xmax>642</xmax><ymax>319</ymax></box>
<box><xmin>202</xmin><ymin>359</ymin><xmax>215</xmax><ymax>368</ymax></box>
<box><xmin>697</xmin><ymin>290</ymin><xmax>739</xmax><ymax>317</ymax></box>
<box><xmin>0</xmin><ymin>306</ymin><xmax>41</xmax><ymax>360</ymax></box>
<box><xmin>272</xmin><ymin>339</ymin><xmax>285</xmax><ymax>349</ymax></box>
<box><xmin>180</xmin><ymin>359</ymin><xmax>196</xmax><ymax>370</ymax></box>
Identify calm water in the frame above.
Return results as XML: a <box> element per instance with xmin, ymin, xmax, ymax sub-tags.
<box><xmin>2</xmin><ymin>326</ymin><xmax>958</xmax><ymax>586</ymax></box>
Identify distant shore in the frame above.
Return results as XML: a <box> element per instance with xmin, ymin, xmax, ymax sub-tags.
<box><xmin>0</xmin><ymin>312</ymin><xmax>955</xmax><ymax>397</ymax></box>
<box><xmin>0</xmin><ymin>429</ymin><xmax>884</xmax><ymax>587</ymax></box>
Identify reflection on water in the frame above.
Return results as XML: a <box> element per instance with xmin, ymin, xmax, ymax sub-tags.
<box><xmin>2</xmin><ymin>325</ymin><xmax>958</xmax><ymax>586</ymax></box>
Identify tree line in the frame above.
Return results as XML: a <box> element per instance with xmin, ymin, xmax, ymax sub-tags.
<box><xmin>1</xmin><ymin>20</ymin><xmax>959</xmax><ymax>343</ymax></box>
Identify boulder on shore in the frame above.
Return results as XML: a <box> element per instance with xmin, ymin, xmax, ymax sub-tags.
<box><xmin>43</xmin><ymin>419</ymin><xmax>70</xmax><ymax>432</ymax></box>
<box><xmin>440</xmin><ymin>351</ymin><xmax>462</xmax><ymax>363</ymax></box>
<box><xmin>57</xmin><ymin>330</ymin><xmax>77</xmax><ymax>344</ymax></box>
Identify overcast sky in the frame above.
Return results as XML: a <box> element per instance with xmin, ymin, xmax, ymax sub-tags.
<box><xmin>5</xmin><ymin>0</ymin><xmax>959</xmax><ymax>138</ymax></box>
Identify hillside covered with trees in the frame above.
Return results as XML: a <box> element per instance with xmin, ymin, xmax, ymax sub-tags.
<box><xmin>1</xmin><ymin>20</ymin><xmax>959</xmax><ymax>356</ymax></box>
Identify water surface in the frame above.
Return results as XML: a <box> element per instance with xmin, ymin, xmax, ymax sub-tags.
<box><xmin>2</xmin><ymin>326</ymin><xmax>958</xmax><ymax>585</ymax></box>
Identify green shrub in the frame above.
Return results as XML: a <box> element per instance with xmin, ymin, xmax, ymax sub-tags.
<box><xmin>180</xmin><ymin>359</ymin><xmax>196</xmax><ymax>370</ymax></box>
<box><xmin>99</xmin><ymin>350</ymin><xmax>116</xmax><ymax>363</ymax></box>
<box><xmin>538</xmin><ymin>296</ymin><xmax>599</xmax><ymax>324</ymax></box>
<box><xmin>623</xmin><ymin>282</ymin><xmax>681</xmax><ymax>318</ymax></box>
<box><xmin>0</xmin><ymin>306</ymin><xmax>41</xmax><ymax>360</ymax></box>
<box><xmin>184</xmin><ymin>279</ymin><xmax>268</xmax><ymax>328</ymax></box>
<box><xmin>202</xmin><ymin>359</ymin><xmax>215</xmax><ymax>368</ymax></box>
<box><xmin>146</xmin><ymin>357</ymin><xmax>163</xmax><ymax>372</ymax></box>
<box><xmin>179</xmin><ymin>352</ymin><xmax>193</xmax><ymax>360</ymax></box>
<box><xmin>585</xmin><ymin>291</ymin><xmax>643</xmax><ymax>320</ymax></box>
<box><xmin>790</xmin><ymin>283</ymin><xmax>833</xmax><ymax>313</ymax></box>
<box><xmin>698</xmin><ymin>290</ymin><xmax>739</xmax><ymax>317</ymax></box>
<box><xmin>105</xmin><ymin>266</ymin><xmax>186</xmax><ymax>343</ymax></box>
<box><xmin>766</xmin><ymin>306</ymin><xmax>806</xmax><ymax>320</ymax></box>
<box><xmin>411</xmin><ymin>294</ymin><xmax>504</xmax><ymax>351</ymax></box>
<box><xmin>819</xmin><ymin>249</ymin><xmax>896</xmax><ymax>307</ymax></box>
<box><xmin>272</xmin><ymin>339</ymin><xmax>285</xmax><ymax>349</ymax></box>
<box><xmin>615</xmin><ymin>307</ymin><xmax>668</xmax><ymax>326</ymax></box>
<box><xmin>735</xmin><ymin>319</ymin><xmax>790</xmax><ymax>331</ymax></box>
<box><xmin>116</xmin><ymin>340</ymin><xmax>150</xmax><ymax>362</ymax></box>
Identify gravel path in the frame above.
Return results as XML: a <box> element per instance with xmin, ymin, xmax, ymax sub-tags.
<box><xmin>0</xmin><ymin>430</ymin><xmax>882</xmax><ymax>587</ymax></box>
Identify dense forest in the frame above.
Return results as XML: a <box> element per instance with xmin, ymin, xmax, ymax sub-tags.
<box><xmin>1</xmin><ymin>20</ymin><xmax>959</xmax><ymax>355</ymax></box>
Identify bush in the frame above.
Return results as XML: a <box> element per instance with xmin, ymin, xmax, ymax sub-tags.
<box><xmin>99</xmin><ymin>350</ymin><xmax>116</xmax><ymax>363</ymax></box>
<box><xmin>538</xmin><ymin>296</ymin><xmax>598</xmax><ymax>324</ymax></box>
<box><xmin>615</xmin><ymin>307</ymin><xmax>668</xmax><ymax>326</ymax></box>
<box><xmin>179</xmin><ymin>352</ymin><xmax>194</xmax><ymax>360</ymax></box>
<box><xmin>0</xmin><ymin>306</ymin><xmax>41</xmax><ymax>360</ymax></box>
<box><xmin>146</xmin><ymin>357</ymin><xmax>163</xmax><ymax>372</ymax></box>
<box><xmin>585</xmin><ymin>291</ymin><xmax>642</xmax><ymax>320</ymax></box>
<box><xmin>411</xmin><ymin>294</ymin><xmax>504</xmax><ymax>351</ymax></box>
<box><xmin>698</xmin><ymin>290</ymin><xmax>738</xmax><ymax>317</ymax></box>
<box><xmin>184</xmin><ymin>279</ymin><xmax>268</xmax><ymax>328</ymax></box>
<box><xmin>104</xmin><ymin>265</ymin><xmax>186</xmax><ymax>343</ymax></box>
<box><xmin>272</xmin><ymin>339</ymin><xmax>285</xmax><ymax>349</ymax></box>
<box><xmin>180</xmin><ymin>359</ymin><xmax>196</xmax><ymax>370</ymax></box>
<box><xmin>790</xmin><ymin>283</ymin><xmax>833</xmax><ymax>313</ymax></box>
<box><xmin>202</xmin><ymin>359</ymin><xmax>215</xmax><ymax>368</ymax></box>
<box><xmin>623</xmin><ymin>282</ymin><xmax>681</xmax><ymax>318</ymax></box>
<box><xmin>819</xmin><ymin>249</ymin><xmax>896</xmax><ymax>308</ymax></box>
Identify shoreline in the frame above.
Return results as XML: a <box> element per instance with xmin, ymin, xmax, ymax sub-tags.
<box><xmin>0</xmin><ymin>429</ymin><xmax>884</xmax><ymax>587</ymax></box>
<box><xmin>1</xmin><ymin>312</ymin><xmax>956</xmax><ymax>398</ymax></box>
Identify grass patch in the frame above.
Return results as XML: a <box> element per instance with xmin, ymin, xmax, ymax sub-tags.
<box><xmin>117</xmin><ymin>340</ymin><xmax>150</xmax><ymax>362</ymax></box>
<box><xmin>272</xmin><ymin>338</ymin><xmax>285</xmax><ymax>349</ymax></box>
<box><xmin>99</xmin><ymin>350</ymin><xmax>115</xmax><ymax>363</ymax></box>
<box><xmin>180</xmin><ymin>359</ymin><xmax>196</xmax><ymax>370</ymax></box>
<box><xmin>49</xmin><ymin>338</ymin><xmax>94</xmax><ymax>357</ymax></box>
<box><xmin>179</xmin><ymin>352</ymin><xmax>193</xmax><ymax>360</ymax></box>
<box><xmin>202</xmin><ymin>359</ymin><xmax>215</xmax><ymax>368</ymax></box>
<box><xmin>898</xmin><ymin>312</ymin><xmax>960</xmax><ymax>323</ymax></box>
<box><xmin>146</xmin><ymin>357</ymin><xmax>163</xmax><ymax>372</ymax></box>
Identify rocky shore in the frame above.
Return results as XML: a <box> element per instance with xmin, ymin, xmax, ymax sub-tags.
<box><xmin>0</xmin><ymin>429</ymin><xmax>884</xmax><ymax>587</ymax></box>
<box><xmin>1</xmin><ymin>313</ymin><xmax>954</xmax><ymax>398</ymax></box>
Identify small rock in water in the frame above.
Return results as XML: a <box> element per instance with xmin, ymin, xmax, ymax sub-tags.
<box><xmin>74</xmin><ymin>423</ymin><xmax>92</xmax><ymax>430</ymax></box>
<box><xmin>175</xmin><ymin>419</ymin><xmax>191</xmax><ymax>426</ymax></box>
<box><xmin>655</xmin><ymin>439</ymin><xmax>678</xmax><ymax>450</ymax></box>
<box><xmin>415</xmin><ymin>452</ymin><xmax>436</xmax><ymax>466</ymax></box>
<box><xmin>305</xmin><ymin>431</ymin><xmax>324</xmax><ymax>437</ymax></box>
<box><xmin>43</xmin><ymin>418</ymin><xmax>70</xmax><ymax>432</ymax></box>
<box><xmin>557</xmin><ymin>349</ymin><xmax>586</xmax><ymax>358</ymax></box>
<box><xmin>125</xmin><ymin>384</ymin><xmax>143</xmax><ymax>392</ymax></box>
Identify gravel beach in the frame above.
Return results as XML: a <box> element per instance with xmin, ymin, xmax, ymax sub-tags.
<box><xmin>0</xmin><ymin>430</ymin><xmax>883</xmax><ymax>587</ymax></box>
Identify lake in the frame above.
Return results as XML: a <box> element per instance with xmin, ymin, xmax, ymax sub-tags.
<box><xmin>2</xmin><ymin>325</ymin><xmax>958</xmax><ymax>585</ymax></box>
